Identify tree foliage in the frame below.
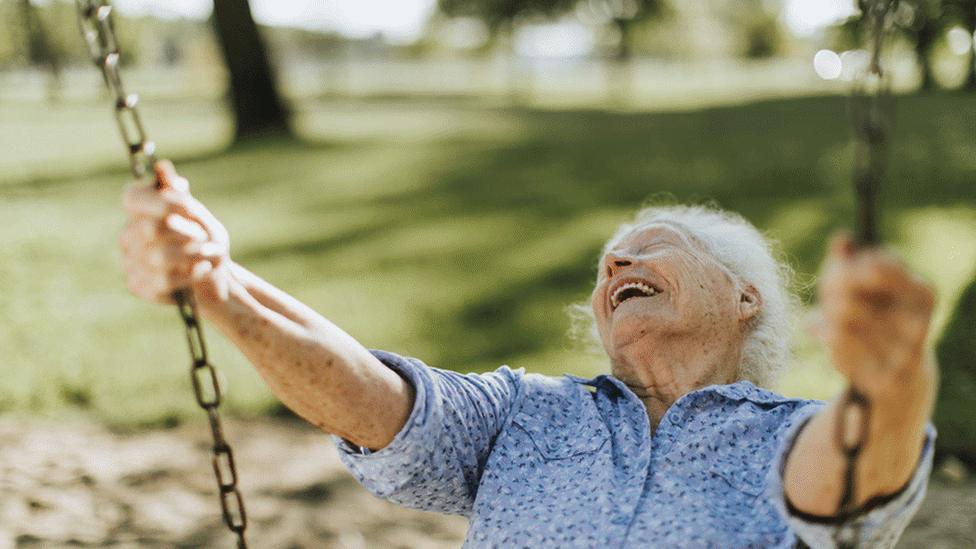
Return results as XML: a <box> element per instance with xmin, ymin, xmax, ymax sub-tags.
<box><xmin>943</xmin><ymin>0</ymin><xmax>976</xmax><ymax>89</ymax></box>
<box><xmin>715</xmin><ymin>0</ymin><xmax>785</xmax><ymax>59</ymax></box>
<box><xmin>586</xmin><ymin>0</ymin><xmax>669</xmax><ymax>60</ymax></box>
<box><xmin>438</xmin><ymin>0</ymin><xmax>578</xmax><ymax>34</ymax></box>
<box><xmin>832</xmin><ymin>0</ymin><xmax>976</xmax><ymax>91</ymax></box>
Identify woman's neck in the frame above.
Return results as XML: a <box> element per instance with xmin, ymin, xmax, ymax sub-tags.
<box><xmin>620</xmin><ymin>380</ymin><xmax>680</xmax><ymax>434</ymax></box>
<box><xmin>612</xmin><ymin>350</ymin><xmax>739</xmax><ymax>434</ymax></box>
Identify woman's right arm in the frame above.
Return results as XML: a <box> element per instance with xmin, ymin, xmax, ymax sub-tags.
<box><xmin>119</xmin><ymin>162</ymin><xmax>413</xmax><ymax>450</ymax></box>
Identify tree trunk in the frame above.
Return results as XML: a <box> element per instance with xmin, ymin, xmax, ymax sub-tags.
<box><xmin>607</xmin><ymin>19</ymin><xmax>634</xmax><ymax>107</ymax></box>
<box><xmin>914</xmin><ymin>23</ymin><xmax>936</xmax><ymax>92</ymax></box>
<box><xmin>965</xmin><ymin>52</ymin><xmax>976</xmax><ymax>91</ymax></box>
<box><xmin>965</xmin><ymin>35</ymin><xmax>976</xmax><ymax>91</ymax></box>
<box><xmin>963</xmin><ymin>14</ymin><xmax>976</xmax><ymax>91</ymax></box>
<box><xmin>501</xmin><ymin>20</ymin><xmax>529</xmax><ymax>105</ymax></box>
<box><xmin>934</xmin><ymin>274</ymin><xmax>976</xmax><ymax>466</ymax></box>
<box><xmin>18</xmin><ymin>0</ymin><xmax>62</xmax><ymax>103</ymax></box>
<box><xmin>211</xmin><ymin>0</ymin><xmax>291</xmax><ymax>141</ymax></box>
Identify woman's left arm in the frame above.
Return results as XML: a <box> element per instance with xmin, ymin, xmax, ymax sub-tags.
<box><xmin>783</xmin><ymin>234</ymin><xmax>937</xmax><ymax>517</ymax></box>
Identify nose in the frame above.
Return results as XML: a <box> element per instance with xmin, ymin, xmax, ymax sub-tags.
<box><xmin>604</xmin><ymin>254</ymin><xmax>632</xmax><ymax>278</ymax></box>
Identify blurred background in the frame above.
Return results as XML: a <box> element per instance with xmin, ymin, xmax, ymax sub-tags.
<box><xmin>1</xmin><ymin>0</ymin><xmax>974</xmax><ymax>547</ymax></box>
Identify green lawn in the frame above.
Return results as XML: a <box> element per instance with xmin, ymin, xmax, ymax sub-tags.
<box><xmin>2</xmin><ymin>93</ymin><xmax>974</xmax><ymax>428</ymax></box>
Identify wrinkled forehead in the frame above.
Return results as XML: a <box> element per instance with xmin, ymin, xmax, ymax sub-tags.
<box><xmin>603</xmin><ymin>221</ymin><xmax>740</xmax><ymax>284</ymax></box>
<box><xmin>604</xmin><ymin>221</ymin><xmax>704</xmax><ymax>256</ymax></box>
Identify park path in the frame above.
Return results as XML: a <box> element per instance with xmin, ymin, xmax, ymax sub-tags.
<box><xmin>0</xmin><ymin>417</ymin><xmax>972</xmax><ymax>548</ymax></box>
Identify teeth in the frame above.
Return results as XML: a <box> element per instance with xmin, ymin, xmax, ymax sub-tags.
<box><xmin>611</xmin><ymin>282</ymin><xmax>659</xmax><ymax>309</ymax></box>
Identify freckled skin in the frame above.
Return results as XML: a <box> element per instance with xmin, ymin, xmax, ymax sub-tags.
<box><xmin>590</xmin><ymin>223</ymin><xmax>760</xmax><ymax>431</ymax></box>
<box><xmin>118</xmin><ymin>163</ymin><xmax>413</xmax><ymax>450</ymax></box>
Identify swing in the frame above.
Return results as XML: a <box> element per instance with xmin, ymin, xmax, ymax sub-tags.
<box><xmin>76</xmin><ymin>2</ymin><xmax>247</xmax><ymax>548</ymax></box>
<box><xmin>72</xmin><ymin>1</ymin><xmax>901</xmax><ymax>547</ymax></box>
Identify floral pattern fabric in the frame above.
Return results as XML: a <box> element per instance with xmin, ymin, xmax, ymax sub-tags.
<box><xmin>333</xmin><ymin>351</ymin><xmax>934</xmax><ymax>548</ymax></box>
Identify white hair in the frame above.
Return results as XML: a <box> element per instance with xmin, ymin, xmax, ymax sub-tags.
<box><xmin>574</xmin><ymin>204</ymin><xmax>797</xmax><ymax>388</ymax></box>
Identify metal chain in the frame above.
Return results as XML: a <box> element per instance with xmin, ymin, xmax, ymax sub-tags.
<box><xmin>833</xmin><ymin>388</ymin><xmax>871</xmax><ymax>548</ymax></box>
<box><xmin>851</xmin><ymin>0</ymin><xmax>898</xmax><ymax>247</ymax></box>
<box><xmin>833</xmin><ymin>1</ymin><xmax>899</xmax><ymax>547</ymax></box>
<box><xmin>75</xmin><ymin>3</ymin><xmax>248</xmax><ymax>547</ymax></box>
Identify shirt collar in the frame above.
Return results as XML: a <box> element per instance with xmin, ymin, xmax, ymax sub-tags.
<box><xmin>562</xmin><ymin>373</ymin><xmax>795</xmax><ymax>405</ymax></box>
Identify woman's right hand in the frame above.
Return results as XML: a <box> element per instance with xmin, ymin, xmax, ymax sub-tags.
<box><xmin>120</xmin><ymin>160</ymin><xmax>233</xmax><ymax>308</ymax></box>
<box><xmin>121</xmin><ymin>162</ymin><xmax>415</xmax><ymax>448</ymax></box>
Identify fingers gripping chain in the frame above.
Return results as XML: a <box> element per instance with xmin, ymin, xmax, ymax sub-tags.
<box><xmin>76</xmin><ymin>2</ymin><xmax>248</xmax><ymax>546</ymax></box>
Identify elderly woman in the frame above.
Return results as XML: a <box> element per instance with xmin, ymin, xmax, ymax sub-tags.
<box><xmin>121</xmin><ymin>162</ymin><xmax>936</xmax><ymax>548</ymax></box>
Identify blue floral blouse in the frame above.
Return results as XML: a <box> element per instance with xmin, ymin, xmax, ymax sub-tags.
<box><xmin>333</xmin><ymin>351</ymin><xmax>935</xmax><ymax>548</ymax></box>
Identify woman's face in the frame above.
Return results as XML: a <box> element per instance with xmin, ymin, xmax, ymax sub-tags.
<box><xmin>590</xmin><ymin>223</ymin><xmax>757</xmax><ymax>382</ymax></box>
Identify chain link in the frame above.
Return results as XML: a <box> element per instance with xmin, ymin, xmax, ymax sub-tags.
<box><xmin>75</xmin><ymin>3</ymin><xmax>248</xmax><ymax>547</ymax></box>
<box><xmin>851</xmin><ymin>0</ymin><xmax>898</xmax><ymax>248</ymax></box>
<box><xmin>833</xmin><ymin>388</ymin><xmax>872</xmax><ymax>548</ymax></box>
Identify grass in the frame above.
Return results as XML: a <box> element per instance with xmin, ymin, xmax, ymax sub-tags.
<box><xmin>1</xmin><ymin>92</ymin><xmax>974</xmax><ymax>428</ymax></box>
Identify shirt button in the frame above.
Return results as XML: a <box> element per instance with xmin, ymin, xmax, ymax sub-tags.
<box><xmin>611</xmin><ymin>515</ymin><xmax>629</xmax><ymax>526</ymax></box>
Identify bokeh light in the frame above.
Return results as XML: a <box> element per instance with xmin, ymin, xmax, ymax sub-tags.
<box><xmin>947</xmin><ymin>27</ymin><xmax>975</xmax><ymax>57</ymax></box>
<box><xmin>839</xmin><ymin>49</ymin><xmax>870</xmax><ymax>80</ymax></box>
<box><xmin>813</xmin><ymin>49</ymin><xmax>842</xmax><ymax>80</ymax></box>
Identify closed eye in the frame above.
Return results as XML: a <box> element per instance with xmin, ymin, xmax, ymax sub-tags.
<box><xmin>636</xmin><ymin>242</ymin><xmax>671</xmax><ymax>255</ymax></box>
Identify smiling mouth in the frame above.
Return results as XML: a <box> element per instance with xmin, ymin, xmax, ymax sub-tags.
<box><xmin>610</xmin><ymin>281</ymin><xmax>661</xmax><ymax>310</ymax></box>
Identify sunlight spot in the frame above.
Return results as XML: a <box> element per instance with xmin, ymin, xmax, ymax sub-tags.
<box><xmin>784</xmin><ymin>0</ymin><xmax>858</xmax><ymax>37</ymax></box>
<box><xmin>839</xmin><ymin>49</ymin><xmax>870</xmax><ymax>80</ymax></box>
<box><xmin>947</xmin><ymin>27</ymin><xmax>975</xmax><ymax>56</ymax></box>
<box><xmin>813</xmin><ymin>50</ymin><xmax>842</xmax><ymax>80</ymax></box>
<box><xmin>515</xmin><ymin>20</ymin><xmax>595</xmax><ymax>58</ymax></box>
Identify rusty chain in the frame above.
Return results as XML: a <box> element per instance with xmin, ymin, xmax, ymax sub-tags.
<box><xmin>851</xmin><ymin>0</ymin><xmax>898</xmax><ymax>248</ymax></box>
<box><xmin>75</xmin><ymin>2</ymin><xmax>248</xmax><ymax>547</ymax></box>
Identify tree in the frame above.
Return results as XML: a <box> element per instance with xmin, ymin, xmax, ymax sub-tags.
<box><xmin>711</xmin><ymin>0</ymin><xmax>785</xmax><ymax>60</ymax></box>
<box><xmin>903</xmin><ymin>0</ymin><xmax>944</xmax><ymax>91</ymax></box>
<box><xmin>211</xmin><ymin>0</ymin><xmax>291</xmax><ymax>141</ymax></box>
<box><xmin>582</xmin><ymin>0</ymin><xmax>668</xmax><ymax>104</ymax></box>
<box><xmin>438</xmin><ymin>0</ymin><xmax>577</xmax><ymax>101</ymax></box>
<box><xmin>945</xmin><ymin>0</ymin><xmax>976</xmax><ymax>90</ymax></box>
<box><xmin>738</xmin><ymin>0</ymin><xmax>785</xmax><ymax>59</ymax></box>
<box><xmin>17</xmin><ymin>0</ymin><xmax>63</xmax><ymax>102</ymax></box>
<box><xmin>933</xmin><ymin>274</ymin><xmax>976</xmax><ymax>466</ymax></box>
<box><xmin>832</xmin><ymin>0</ymin><xmax>953</xmax><ymax>92</ymax></box>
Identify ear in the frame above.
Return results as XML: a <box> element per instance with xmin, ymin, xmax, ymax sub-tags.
<box><xmin>738</xmin><ymin>284</ymin><xmax>762</xmax><ymax>323</ymax></box>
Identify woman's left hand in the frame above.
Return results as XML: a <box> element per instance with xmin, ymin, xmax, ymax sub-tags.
<box><xmin>817</xmin><ymin>233</ymin><xmax>937</xmax><ymax>405</ymax></box>
<box><xmin>785</xmin><ymin>233</ymin><xmax>937</xmax><ymax>514</ymax></box>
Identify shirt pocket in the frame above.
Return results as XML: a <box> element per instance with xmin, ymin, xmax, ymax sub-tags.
<box><xmin>709</xmin><ymin>455</ymin><xmax>785</xmax><ymax>535</ymax></box>
<box><xmin>511</xmin><ymin>408</ymin><xmax>610</xmax><ymax>460</ymax></box>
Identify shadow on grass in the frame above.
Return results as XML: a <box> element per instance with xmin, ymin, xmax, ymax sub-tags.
<box><xmin>0</xmin><ymin>133</ymin><xmax>340</xmax><ymax>195</ymax></box>
<box><xmin>17</xmin><ymin>92</ymin><xmax>976</xmax><ymax>379</ymax></box>
<box><xmin>226</xmin><ymin>93</ymin><xmax>976</xmax><ymax>371</ymax></box>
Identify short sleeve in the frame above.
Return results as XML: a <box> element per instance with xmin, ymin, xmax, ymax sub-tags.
<box><xmin>331</xmin><ymin>350</ymin><xmax>524</xmax><ymax>516</ymax></box>
<box><xmin>766</xmin><ymin>404</ymin><xmax>936</xmax><ymax>548</ymax></box>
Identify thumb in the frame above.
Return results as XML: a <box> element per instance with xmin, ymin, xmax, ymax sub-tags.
<box><xmin>828</xmin><ymin>231</ymin><xmax>855</xmax><ymax>261</ymax></box>
<box><xmin>154</xmin><ymin>160</ymin><xmax>189</xmax><ymax>193</ymax></box>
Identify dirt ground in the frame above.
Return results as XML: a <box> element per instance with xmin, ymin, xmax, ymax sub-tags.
<box><xmin>1</xmin><ymin>417</ymin><xmax>972</xmax><ymax>548</ymax></box>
